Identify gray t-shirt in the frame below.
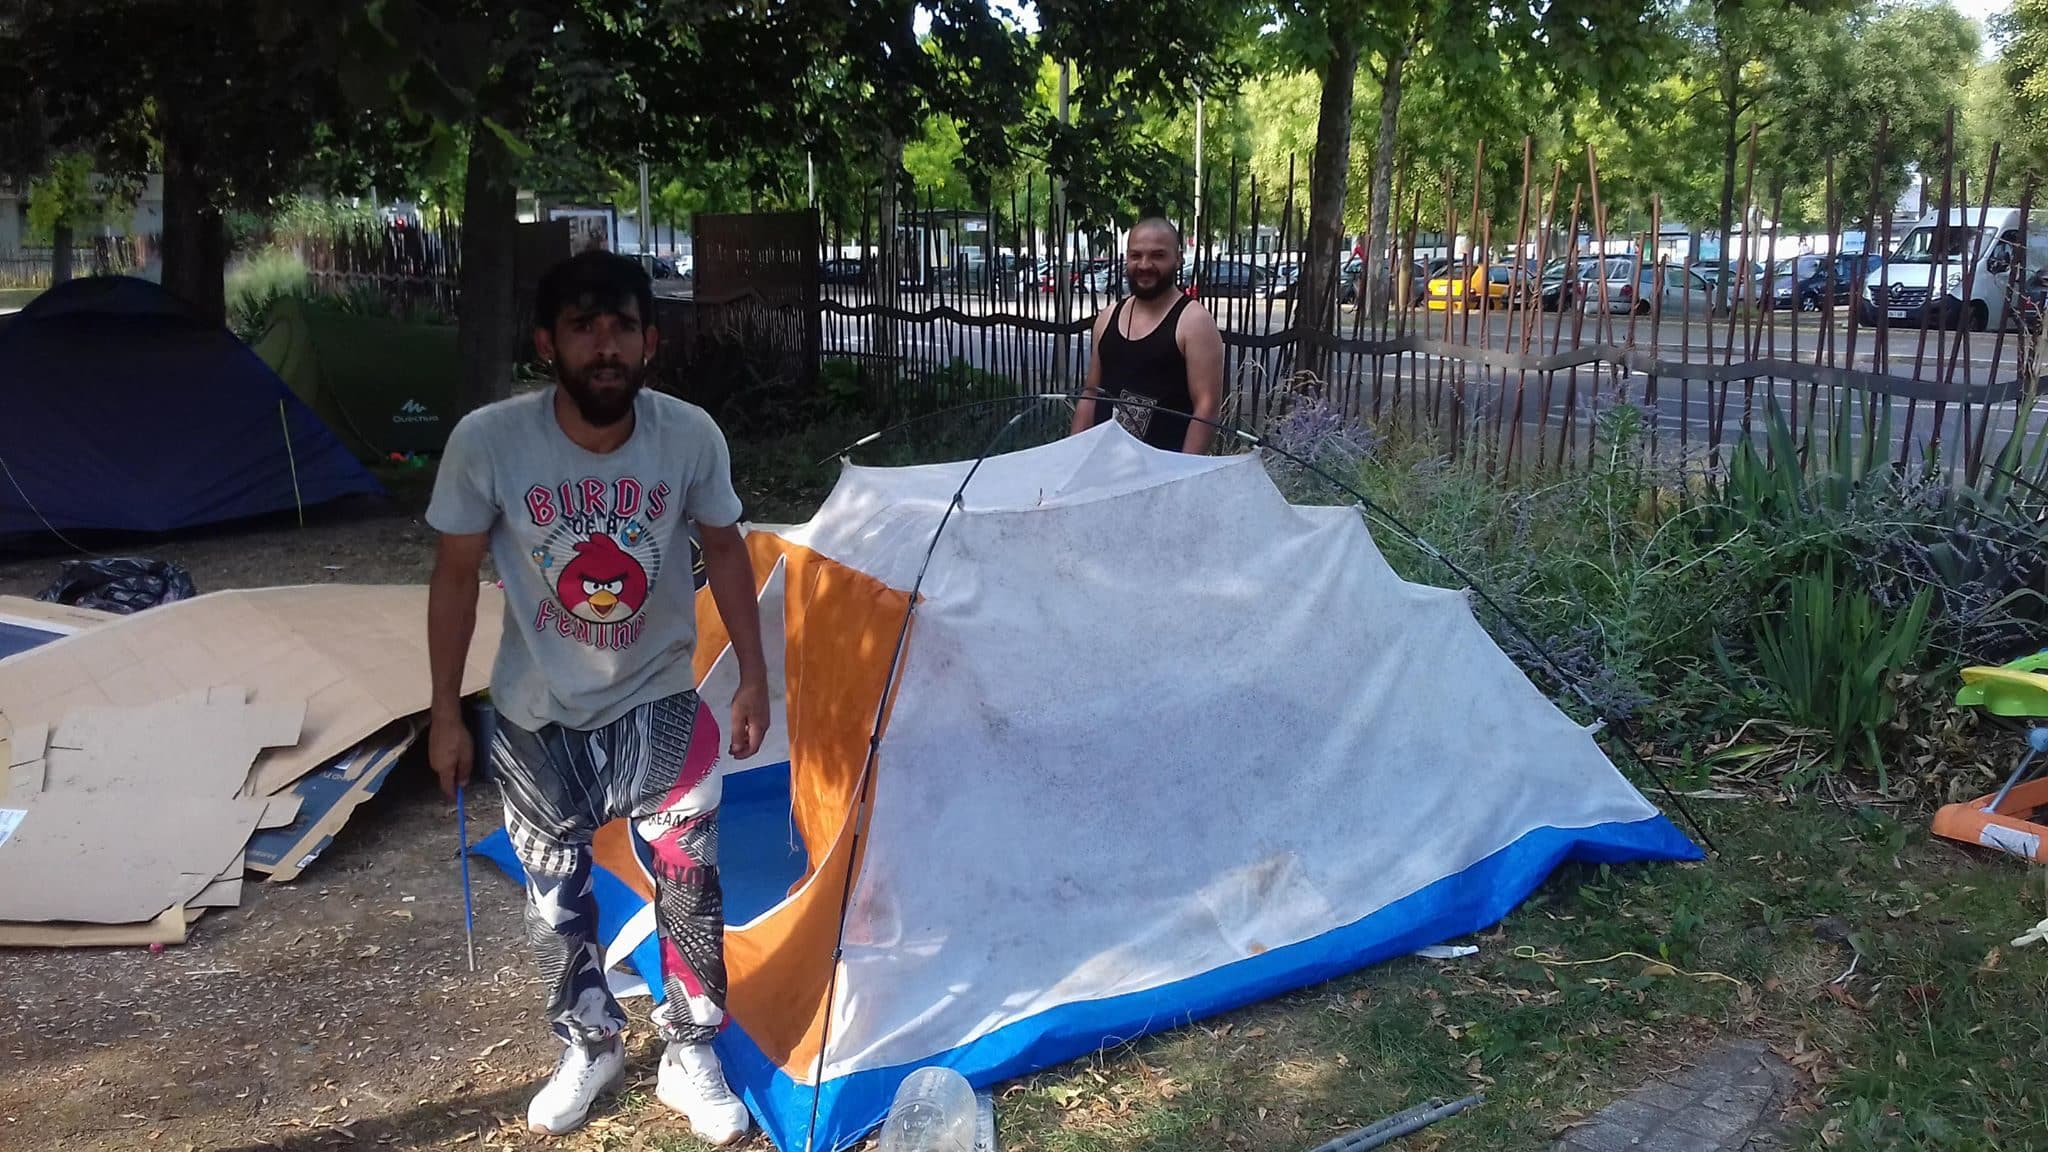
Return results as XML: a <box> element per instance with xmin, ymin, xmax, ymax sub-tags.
<box><xmin>426</xmin><ymin>386</ymin><xmax>744</xmax><ymax>733</ymax></box>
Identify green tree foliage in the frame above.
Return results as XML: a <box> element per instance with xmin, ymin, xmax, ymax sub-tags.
<box><xmin>24</xmin><ymin>152</ymin><xmax>133</xmax><ymax>242</ymax></box>
<box><xmin>1994</xmin><ymin>0</ymin><xmax>2048</xmax><ymax>179</ymax></box>
<box><xmin>1763</xmin><ymin>2</ymin><xmax>1978</xmax><ymax>228</ymax></box>
<box><xmin>1263</xmin><ymin>0</ymin><xmax>1665</xmax><ymax>351</ymax></box>
<box><xmin>2</xmin><ymin>0</ymin><xmax>362</xmax><ymax>323</ymax></box>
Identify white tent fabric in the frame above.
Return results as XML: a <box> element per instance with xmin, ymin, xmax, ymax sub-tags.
<box><xmin>776</xmin><ymin>420</ymin><xmax>1695</xmax><ymax>1085</ymax></box>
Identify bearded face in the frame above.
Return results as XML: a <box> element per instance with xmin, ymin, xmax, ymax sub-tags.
<box><xmin>539</xmin><ymin>296</ymin><xmax>657</xmax><ymax>427</ymax></box>
<box><xmin>1124</xmin><ymin>226</ymin><xmax>1180</xmax><ymax>300</ymax></box>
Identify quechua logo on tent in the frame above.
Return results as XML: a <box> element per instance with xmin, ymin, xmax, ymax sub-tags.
<box><xmin>393</xmin><ymin>399</ymin><xmax>440</xmax><ymax>425</ymax></box>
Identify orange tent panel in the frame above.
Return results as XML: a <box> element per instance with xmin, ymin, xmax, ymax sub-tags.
<box><xmin>691</xmin><ymin>535</ymin><xmax>911</xmax><ymax>1077</ymax></box>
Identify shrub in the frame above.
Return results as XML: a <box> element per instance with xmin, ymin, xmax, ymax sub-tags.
<box><xmin>225</xmin><ymin>248</ymin><xmax>310</xmax><ymax>338</ymax></box>
<box><xmin>1742</xmin><ymin>560</ymin><xmax>1933</xmax><ymax>786</ymax></box>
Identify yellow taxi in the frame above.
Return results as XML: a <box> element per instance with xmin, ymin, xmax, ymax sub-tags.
<box><xmin>1424</xmin><ymin>261</ymin><xmax>1537</xmax><ymax>311</ymax></box>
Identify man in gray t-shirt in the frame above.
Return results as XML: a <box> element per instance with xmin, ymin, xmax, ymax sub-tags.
<box><xmin>425</xmin><ymin>251</ymin><xmax>766</xmax><ymax>1145</ymax></box>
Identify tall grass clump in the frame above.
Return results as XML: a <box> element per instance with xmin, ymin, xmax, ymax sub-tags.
<box><xmin>1271</xmin><ymin>384</ymin><xmax>2048</xmax><ymax>795</ymax></box>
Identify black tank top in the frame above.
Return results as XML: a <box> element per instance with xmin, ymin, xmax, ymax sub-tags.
<box><xmin>1093</xmin><ymin>293</ymin><xmax>1196</xmax><ymax>451</ymax></box>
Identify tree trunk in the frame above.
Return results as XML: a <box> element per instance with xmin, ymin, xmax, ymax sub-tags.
<box><xmin>1364</xmin><ymin>46</ymin><xmax>1410</xmax><ymax>324</ymax></box>
<box><xmin>1715</xmin><ymin>60</ymin><xmax>1740</xmax><ymax>314</ymax></box>
<box><xmin>160</xmin><ymin>130</ymin><xmax>227</xmax><ymax>327</ymax></box>
<box><xmin>1300</xmin><ymin>27</ymin><xmax>1362</xmax><ymax>381</ymax></box>
<box><xmin>457</xmin><ymin>120</ymin><xmax>518</xmax><ymax>415</ymax></box>
<box><xmin>50</xmin><ymin>221</ymin><xmax>73</xmax><ymax>284</ymax></box>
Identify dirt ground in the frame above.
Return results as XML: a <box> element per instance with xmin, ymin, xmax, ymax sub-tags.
<box><xmin>0</xmin><ymin>483</ymin><xmax>731</xmax><ymax>1152</ymax></box>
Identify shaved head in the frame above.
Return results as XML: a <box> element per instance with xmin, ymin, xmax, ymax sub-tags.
<box><xmin>1131</xmin><ymin>217</ymin><xmax>1181</xmax><ymax>248</ymax></box>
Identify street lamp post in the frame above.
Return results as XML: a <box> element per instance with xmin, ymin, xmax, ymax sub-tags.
<box><xmin>1193</xmin><ymin>89</ymin><xmax>1204</xmax><ymax>260</ymax></box>
<box><xmin>637</xmin><ymin>162</ymin><xmax>652</xmax><ymax>256</ymax></box>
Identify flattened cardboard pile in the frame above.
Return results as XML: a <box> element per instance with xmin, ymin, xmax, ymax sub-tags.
<box><xmin>0</xmin><ymin>586</ymin><xmax>500</xmax><ymax>946</ymax></box>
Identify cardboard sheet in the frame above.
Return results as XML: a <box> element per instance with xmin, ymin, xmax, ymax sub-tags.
<box><xmin>247</xmin><ymin>720</ymin><xmax>420</xmax><ymax>882</ymax></box>
<box><xmin>0</xmin><ymin>790</ymin><xmax>267</xmax><ymax>923</ymax></box>
<box><xmin>11</xmin><ymin>686</ymin><xmax>305</xmax><ymax>798</ymax></box>
<box><xmin>0</xmin><ymin>584</ymin><xmax>501</xmax><ymax>797</ymax></box>
<box><xmin>0</xmin><ymin>905</ymin><xmax>190</xmax><ymax>948</ymax></box>
<box><xmin>0</xmin><ymin>595</ymin><xmax>118</xmax><ymax>635</ymax></box>
<box><xmin>259</xmin><ymin>793</ymin><xmax>303</xmax><ymax>829</ymax></box>
<box><xmin>189</xmin><ymin>874</ymin><xmax>244</xmax><ymax>909</ymax></box>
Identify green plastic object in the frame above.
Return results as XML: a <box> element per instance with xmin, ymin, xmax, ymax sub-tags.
<box><xmin>1956</xmin><ymin>651</ymin><xmax>2048</xmax><ymax>717</ymax></box>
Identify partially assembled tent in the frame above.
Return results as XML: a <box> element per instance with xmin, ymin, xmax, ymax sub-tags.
<box><xmin>478</xmin><ymin>419</ymin><xmax>1699</xmax><ymax>1151</ymax></box>
<box><xmin>0</xmin><ymin>277</ymin><xmax>383</xmax><ymax>539</ymax></box>
<box><xmin>251</xmin><ymin>295</ymin><xmax>459</xmax><ymax>460</ymax></box>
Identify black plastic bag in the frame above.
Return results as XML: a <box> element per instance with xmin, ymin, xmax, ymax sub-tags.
<box><xmin>35</xmin><ymin>557</ymin><xmax>198</xmax><ymax>615</ymax></box>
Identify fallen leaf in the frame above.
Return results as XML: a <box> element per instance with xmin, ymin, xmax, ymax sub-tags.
<box><xmin>1046</xmin><ymin>1085</ymin><xmax>1086</xmax><ymax>1110</ymax></box>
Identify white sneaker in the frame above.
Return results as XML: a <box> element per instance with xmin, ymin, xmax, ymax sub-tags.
<box><xmin>657</xmin><ymin>1041</ymin><xmax>752</xmax><ymax>1145</ymax></box>
<box><xmin>526</xmin><ymin>1037</ymin><xmax>626</xmax><ymax>1135</ymax></box>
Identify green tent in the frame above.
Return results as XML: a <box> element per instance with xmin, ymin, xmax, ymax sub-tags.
<box><xmin>252</xmin><ymin>297</ymin><xmax>459</xmax><ymax>460</ymax></box>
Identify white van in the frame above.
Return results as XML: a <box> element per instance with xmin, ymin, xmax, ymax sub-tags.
<box><xmin>1862</xmin><ymin>206</ymin><xmax>2048</xmax><ymax>331</ymax></box>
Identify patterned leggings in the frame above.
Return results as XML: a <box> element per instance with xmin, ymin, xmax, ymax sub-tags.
<box><xmin>492</xmin><ymin>690</ymin><xmax>726</xmax><ymax>1049</ymax></box>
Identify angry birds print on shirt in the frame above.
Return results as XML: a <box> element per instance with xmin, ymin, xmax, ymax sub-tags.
<box><xmin>525</xmin><ymin>476</ymin><xmax>670</xmax><ymax>652</ymax></box>
<box><xmin>556</xmin><ymin>534</ymin><xmax>650</xmax><ymax>624</ymax></box>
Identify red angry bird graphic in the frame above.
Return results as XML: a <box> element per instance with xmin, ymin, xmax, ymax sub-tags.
<box><xmin>556</xmin><ymin>533</ymin><xmax>650</xmax><ymax>625</ymax></box>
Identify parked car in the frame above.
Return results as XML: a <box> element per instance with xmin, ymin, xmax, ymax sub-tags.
<box><xmin>1424</xmin><ymin>262</ymin><xmax>1538</xmax><ymax>312</ymax></box>
<box><xmin>1860</xmin><ymin>207</ymin><xmax>2048</xmax><ymax>331</ymax></box>
<box><xmin>820</xmin><ymin>257</ymin><xmax>869</xmax><ymax>287</ymax></box>
<box><xmin>1078</xmin><ymin>259</ymin><xmax>1120</xmax><ymax>294</ymax></box>
<box><xmin>1771</xmin><ymin>252</ymin><xmax>1882</xmax><ymax>311</ymax></box>
<box><xmin>1189</xmin><ymin>258</ymin><xmax>1270</xmax><ymax>298</ymax></box>
<box><xmin>1580</xmin><ymin>258</ymin><xmax>1631</xmax><ymax>312</ymax></box>
<box><xmin>1586</xmin><ymin>262</ymin><xmax>1715</xmax><ymax>315</ymax></box>
<box><xmin>1538</xmin><ymin>255</ymin><xmax>1618</xmax><ymax>312</ymax></box>
<box><xmin>1403</xmin><ymin>257</ymin><xmax>1454</xmax><ymax>306</ymax></box>
<box><xmin>1690</xmin><ymin>260</ymin><xmax>1768</xmax><ymax>301</ymax></box>
<box><xmin>1765</xmin><ymin>254</ymin><xmax>1827</xmax><ymax>310</ymax></box>
<box><xmin>2018</xmin><ymin>271</ymin><xmax>2047</xmax><ymax>334</ymax></box>
<box><xmin>1272</xmin><ymin>256</ymin><xmax>1365</xmax><ymax>304</ymax></box>
<box><xmin>1020</xmin><ymin>260</ymin><xmax>1060</xmax><ymax>293</ymax></box>
<box><xmin>634</xmin><ymin>253</ymin><xmax>692</xmax><ymax>295</ymax></box>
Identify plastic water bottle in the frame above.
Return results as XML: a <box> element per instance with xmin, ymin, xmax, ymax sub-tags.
<box><xmin>877</xmin><ymin>1065</ymin><xmax>976</xmax><ymax>1152</ymax></box>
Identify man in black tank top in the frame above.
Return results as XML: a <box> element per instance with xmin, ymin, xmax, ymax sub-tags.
<box><xmin>1071</xmin><ymin>217</ymin><xmax>1225</xmax><ymax>453</ymax></box>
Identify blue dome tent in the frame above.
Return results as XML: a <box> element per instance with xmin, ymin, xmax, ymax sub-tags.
<box><xmin>0</xmin><ymin>277</ymin><xmax>384</xmax><ymax>539</ymax></box>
